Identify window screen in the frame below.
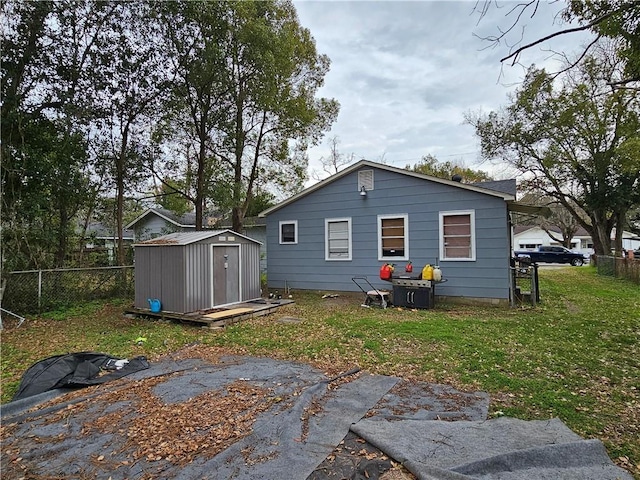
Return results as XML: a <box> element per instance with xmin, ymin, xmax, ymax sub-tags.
<box><xmin>379</xmin><ymin>215</ymin><xmax>408</xmax><ymax>259</ymax></box>
<box><xmin>279</xmin><ymin>221</ymin><xmax>297</xmax><ymax>244</ymax></box>
<box><xmin>326</xmin><ymin>218</ymin><xmax>351</xmax><ymax>260</ymax></box>
<box><xmin>440</xmin><ymin>211</ymin><xmax>474</xmax><ymax>260</ymax></box>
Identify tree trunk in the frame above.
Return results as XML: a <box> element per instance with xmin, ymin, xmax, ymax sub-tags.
<box><xmin>232</xmin><ymin>84</ymin><xmax>245</xmax><ymax>233</ymax></box>
<box><xmin>116</xmin><ymin>127</ymin><xmax>128</xmax><ymax>266</ymax></box>
<box><xmin>55</xmin><ymin>204</ymin><xmax>69</xmax><ymax>267</ymax></box>
<box><xmin>613</xmin><ymin>212</ymin><xmax>626</xmax><ymax>257</ymax></box>
<box><xmin>590</xmin><ymin>219</ymin><xmax>612</xmax><ymax>256</ymax></box>
<box><xmin>195</xmin><ymin>123</ymin><xmax>206</xmax><ymax>231</ymax></box>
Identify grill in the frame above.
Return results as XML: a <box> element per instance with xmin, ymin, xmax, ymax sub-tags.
<box><xmin>391</xmin><ymin>276</ymin><xmax>436</xmax><ymax>309</ymax></box>
<box><xmin>391</xmin><ymin>278</ymin><xmax>433</xmax><ymax>288</ymax></box>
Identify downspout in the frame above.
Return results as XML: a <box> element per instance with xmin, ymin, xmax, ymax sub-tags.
<box><xmin>508</xmin><ymin>210</ymin><xmax>516</xmax><ymax>308</ymax></box>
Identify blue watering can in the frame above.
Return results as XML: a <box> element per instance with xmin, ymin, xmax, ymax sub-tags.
<box><xmin>148</xmin><ymin>298</ymin><xmax>161</xmax><ymax>313</ymax></box>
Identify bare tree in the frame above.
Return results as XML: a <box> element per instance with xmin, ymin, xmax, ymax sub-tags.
<box><xmin>311</xmin><ymin>136</ymin><xmax>355</xmax><ymax>181</ymax></box>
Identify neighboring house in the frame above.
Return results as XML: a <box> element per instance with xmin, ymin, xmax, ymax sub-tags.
<box><xmin>217</xmin><ymin>216</ymin><xmax>267</xmax><ymax>274</ymax></box>
<box><xmin>259</xmin><ymin>160</ymin><xmax>542</xmax><ymax>305</ymax></box>
<box><xmin>513</xmin><ymin>225</ymin><xmax>592</xmax><ymax>256</ymax></box>
<box><xmin>514</xmin><ymin>225</ymin><xmax>640</xmax><ymax>256</ymax></box>
<box><xmin>126</xmin><ymin>208</ymin><xmax>267</xmax><ymax>273</ymax></box>
<box><xmin>84</xmin><ymin>222</ymin><xmax>135</xmax><ymax>265</ymax></box>
<box><xmin>125</xmin><ymin>208</ymin><xmax>204</xmax><ymax>241</ymax></box>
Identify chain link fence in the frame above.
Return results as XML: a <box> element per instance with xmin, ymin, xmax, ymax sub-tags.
<box><xmin>594</xmin><ymin>255</ymin><xmax>640</xmax><ymax>284</ymax></box>
<box><xmin>2</xmin><ymin>266</ymin><xmax>134</xmax><ymax>316</ymax></box>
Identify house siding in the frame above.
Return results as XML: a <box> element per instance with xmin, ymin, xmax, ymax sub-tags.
<box><xmin>265</xmin><ymin>166</ymin><xmax>511</xmax><ymax>300</ymax></box>
<box><xmin>133</xmin><ymin>214</ymin><xmax>190</xmax><ymax>241</ymax></box>
<box><xmin>242</xmin><ymin>226</ymin><xmax>267</xmax><ymax>275</ymax></box>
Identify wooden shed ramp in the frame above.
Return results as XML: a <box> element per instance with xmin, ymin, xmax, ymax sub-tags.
<box><xmin>124</xmin><ymin>298</ymin><xmax>293</xmax><ymax>329</ymax></box>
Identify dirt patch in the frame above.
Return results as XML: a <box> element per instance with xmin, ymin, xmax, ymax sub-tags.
<box><xmin>319</xmin><ymin>292</ymin><xmax>363</xmax><ymax>307</ymax></box>
<box><xmin>564</xmin><ymin>300</ymin><xmax>582</xmax><ymax>314</ymax></box>
<box><xmin>308</xmin><ymin>430</ymin><xmax>415</xmax><ymax>480</ymax></box>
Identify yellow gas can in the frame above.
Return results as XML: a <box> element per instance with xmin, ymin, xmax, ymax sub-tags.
<box><xmin>422</xmin><ymin>264</ymin><xmax>434</xmax><ymax>280</ymax></box>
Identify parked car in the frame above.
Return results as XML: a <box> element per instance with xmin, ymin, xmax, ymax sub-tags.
<box><xmin>514</xmin><ymin>246</ymin><xmax>588</xmax><ymax>266</ymax></box>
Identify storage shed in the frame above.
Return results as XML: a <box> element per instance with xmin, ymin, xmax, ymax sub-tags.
<box><xmin>134</xmin><ymin>230</ymin><xmax>262</xmax><ymax>314</ymax></box>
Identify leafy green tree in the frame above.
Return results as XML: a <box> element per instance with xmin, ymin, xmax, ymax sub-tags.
<box><xmin>467</xmin><ymin>57</ymin><xmax>640</xmax><ymax>256</ymax></box>
<box><xmin>153</xmin><ymin>178</ymin><xmax>192</xmax><ymax>217</ymax></box>
<box><xmin>92</xmin><ymin>2</ymin><xmax>166</xmax><ymax>265</ymax></box>
<box><xmin>155</xmin><ymin>0</ymin><xmax>338</xmax><ymax>232</ymax></box>
<box><xmin>221</xmin><ymin>0</ymin><xmax>338</xmax><ymax>231</ymax></box>
<box><xmin>245</xmin><ymin>189</ymin><xmax>277</xmax><ymax>218</ymax></box>
<box><xmin>153</xmin><ymin>0</ymin><xmax>229</xmax><ymax>230</ymax></box>
<box><xmin>1</xmin><ymin>1</ymin><xmax>111</xmax><ymax>269</ymax></box>
<box><xmin>406</xmin><ymin>154</ymin><xmax>493</xmax><ymax>183</ymax></box>
<box><xmin>564</xmin><ymin>1</ymin><xmax>640</xmax><ymax>87</ymax></box>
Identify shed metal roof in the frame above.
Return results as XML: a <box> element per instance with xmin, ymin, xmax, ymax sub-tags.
<box><xmin>134</xmin><ymin>230</ymin><xmax>262</xmax><ymax>247</ymax></box>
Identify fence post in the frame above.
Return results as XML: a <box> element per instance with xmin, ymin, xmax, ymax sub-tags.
<box><xmin>38</xmin><ymin>270</ymin><xmax>42</xmax><ymax>311</ymax></box>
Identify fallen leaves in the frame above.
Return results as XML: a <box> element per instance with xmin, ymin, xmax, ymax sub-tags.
<box><xmin>83</xmin><ymin>377</ymin><xmax>277</xmax><ymax>465</ymax></box>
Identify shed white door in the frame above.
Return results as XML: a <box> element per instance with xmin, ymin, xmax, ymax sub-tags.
<box><xmin>211</xmin><ymin>245</ymin><xmax>240</xmax><ymax>306</ymax></box>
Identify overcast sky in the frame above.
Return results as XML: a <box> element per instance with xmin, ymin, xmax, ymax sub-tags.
<box><xmin>292</xmin><ymin>0</ymin><xmax>592</xmax><ymax>182</ymax></box>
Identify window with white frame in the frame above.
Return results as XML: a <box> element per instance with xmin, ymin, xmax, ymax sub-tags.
<box><xmin>325</xmin><ymin>218</ymin><xmax>352</xmax><ymax>260</ymax></box>
<box><xmin>439</xmin><ymin>210</ymin><xmax>475</xmax><ymax>260</ymax></box>
<box><xmin>378</xmin><ymin>214</ymin><xmax>408</xmax><ymax>260</ymax></box>
<box><xmin>279</xmin><ymin>220</ymin><xmax>298</xmax><ymax>244</ymax></box>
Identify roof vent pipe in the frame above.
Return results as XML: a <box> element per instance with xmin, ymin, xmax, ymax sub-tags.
<box><xmin>452</xmin><ymin>174</ymin><xmax>463</xmax><ymax>182</ymax></box>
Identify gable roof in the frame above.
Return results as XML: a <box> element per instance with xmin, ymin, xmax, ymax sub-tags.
<box><xmin>134</xmin><ymin>230</ymin><xmax>261</xmax><ymax>247</ymax></box>
<box><xmin>125</xmin><ymin>208</ymin><xmax>200</xmax><ymax>230</ymax></box>
<box><xmin>85</xmin><ymin>222</ymin><xmax>135</xmax><ymax>240</ymax></box>
<box><xmin>259</xmin><ymin>160</ymin><xmax>539</xmax><ymax>217</ymax></box>
<box><xmin>515</xmin><ymin>224</ymin><xmax>639</xmax><ymax>240</ymax></box>
<box><xmin>514</xmin><ymin>225</ymin><xmax>591</xmax><ymax>236</ymax></box>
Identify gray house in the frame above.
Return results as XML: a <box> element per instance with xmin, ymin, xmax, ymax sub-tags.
<box><xmin>125</xmin><ymin>208</ymin><xmax>203</xmax><ymax>241</ymax></box>
<box><xmin>83</xmin><ymin>222</ymin><xmax>135</xmax><ymax>265</ymax></box>
<box><xmin>134</xmin><ymin>230</ymin><xmax>261</xmax><ymax>313</ymax></box>
<box><xmin>260</xmin><ymin>160</ymin><xmax>539</xmax><ymax>305</ymax></box>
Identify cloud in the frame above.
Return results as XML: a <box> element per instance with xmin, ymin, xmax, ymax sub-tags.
<box><xmin>294</xmin><ymin>0</ymin><xmax>592</xmax><ymax>180</ymax></box>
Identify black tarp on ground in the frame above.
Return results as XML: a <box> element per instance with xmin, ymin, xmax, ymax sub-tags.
<box><xmin>12</xmin><ymin>351</ymin><xmax>149</xmax><ymax>400</ymax></box>
<box><xmin>1</xmin><ymin>356</ymin><xmax>633</xmax><ymax>480</ymax></box>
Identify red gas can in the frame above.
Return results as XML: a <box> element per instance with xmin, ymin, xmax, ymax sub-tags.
<box><xmin>380</xmin><ymin>263</ymin><xmax>394</xmax><ymax>281</ymax></box>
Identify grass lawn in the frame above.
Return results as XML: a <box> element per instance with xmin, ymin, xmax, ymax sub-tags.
<box><xmin>1</xmin><ymin>266</ymin><xmax>638</xmax><ymax>478</ymax></box>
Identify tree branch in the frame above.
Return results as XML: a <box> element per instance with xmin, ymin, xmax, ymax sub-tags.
<box><xmin>500</xmin><ymin>3</ymin><xmax>638</xmax><ymax>67</ymax></box>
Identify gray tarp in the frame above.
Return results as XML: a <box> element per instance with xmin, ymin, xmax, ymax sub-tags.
<box><xmin>351</xmin><ymin>417</ymin><xmax>632</xmax><ymax>480</ymax></box>
<box><xmin>1</xmin><ymin>356</ymin><xmax>633</xmax><ymax>480</ymax></box>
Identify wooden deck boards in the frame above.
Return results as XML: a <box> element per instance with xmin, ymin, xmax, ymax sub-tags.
<box><xmin>124</xmin><ymin>298</ymin><xmax>293</xmax><ymax>329</ymax></box>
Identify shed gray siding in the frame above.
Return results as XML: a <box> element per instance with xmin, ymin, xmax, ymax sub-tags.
<box><xmin>265</xmin><ymin>166</ymin><xmax>511</xmax><ymax>301</ymax></box>
<box><xmin>134</xmin><ymin>244</ymin><xmax>211</xmax><ymax>313</ymax></box>
<box><xmin>240</xmin><ymin>242</ymin><xmax>262</xmax><ymax>299</ymax></box>
<box><xmin>134</xmin><ymin>231</ymin><xmax>261</xmax><ymax>313</ymax></box>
